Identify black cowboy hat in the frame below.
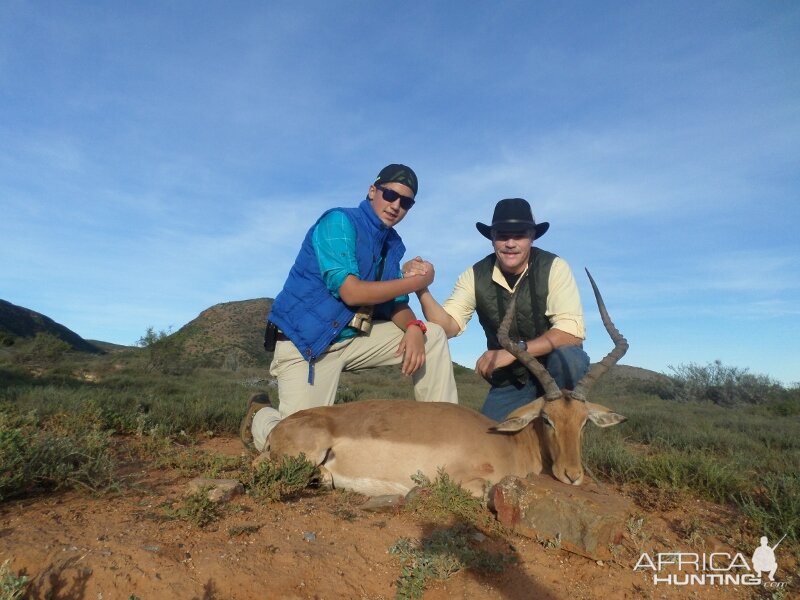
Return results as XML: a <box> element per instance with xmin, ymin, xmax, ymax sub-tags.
<box><xmin>475</xmin><ymin>198</ymin><xmax>549</xmax><ymax>240</ymax></box>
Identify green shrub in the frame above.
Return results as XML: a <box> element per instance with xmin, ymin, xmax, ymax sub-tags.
<box><xmin>11</xmin><ymin>332</ymin><xmax>71</xmax><ymax>365</ymax></box>
<box><xmin>405</xmin><ymin>470</ymin><xmax>496</xmax><ymax>530</ymax></box>
<box><xmin>172</xmin><ymin>486</ymin><xmax>225</xmax><ymax>528</ymax></box>
<box><xmin>389</xmin><ymin>523</ymin><xmax>512</xmax><ymax>599</ymax></box>
<box><xmin>136</xmin><ymin>326</ymin><xmax>172</xmax><ymax>347</ymax></box>
<box><xmin>135</xmin><ymin>326</ymin><xmax>195</xmax><ymax>374</ymax></box>
<box><xmin>667</xmin><ymin>360</ymin><xmax>786</xmax><ymax>406</ymax></box>
<box><xmin>241</xmin><ymin>454</ymin><xmax>320</xmax><ymax>501</ymax></box>
<box><xmin>0</xmin><ymin>405</ymin><xmax>117</xmax><ymax>501</ymax></box>
<box><xmin>0</xmin><ymin>559</ymin><xmax>29</xmax><ymax>600</ymax></box>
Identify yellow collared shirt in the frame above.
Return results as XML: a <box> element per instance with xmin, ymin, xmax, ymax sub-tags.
<box><xmin>441</xmin><ymin>256</ymin><xmax>586</xmax><ymax>339</ymax></box>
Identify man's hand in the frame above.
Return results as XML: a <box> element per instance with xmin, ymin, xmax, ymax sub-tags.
<box><xmin>395</xmin><ymin>325</ymin><xmax>426</xmax><ymax>376</ymax></box>
<box><xmin>475</xmin><ymin>349</ymin><xmax>516</xmax><ymax>380</ymax></box>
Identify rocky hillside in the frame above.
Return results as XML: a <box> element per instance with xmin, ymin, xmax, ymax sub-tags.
<box><xmin>163</xmin><ymin>298</ymin><xmax>274</xmax><ymax>368</ymax></box>
<box><xmin>0</xmin><ymin>299</ymin><xmax>102</xmax><ymax>353</ymax></box>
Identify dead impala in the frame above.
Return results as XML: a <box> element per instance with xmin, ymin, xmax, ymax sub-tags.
<box><xmin>261</xmin><ymin>269</ymin><xmax>628</xmax><ymax>496</ymax></box>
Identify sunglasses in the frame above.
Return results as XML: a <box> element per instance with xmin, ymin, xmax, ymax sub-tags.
<box><xmin>375</xmin><ymin>185</ymin><xmax>415</xmax><ymax>210</ymax></box>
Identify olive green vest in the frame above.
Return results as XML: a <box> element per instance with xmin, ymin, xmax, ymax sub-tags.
<box><xmin>474</xmin><ymin>247</ymin><xmax>557</xmax><ymax>387</ymax></box>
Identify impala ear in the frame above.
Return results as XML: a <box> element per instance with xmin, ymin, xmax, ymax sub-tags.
<box><xmin>586</xmin><ymin>401</ymin><xmax>627</xmax><ymax>428</ymax></box>
<box><xmin>491</xmin><ymin>399</ymin><xmax>543</xmax><ymax>432</ymax></box>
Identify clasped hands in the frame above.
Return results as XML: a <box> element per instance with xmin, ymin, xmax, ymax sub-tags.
<box><xmin>402</xmin><ymin>256</ymin><xmax>435</xmax><ymax>291</ymax></box>
<box><xmin>391</xmin><ymin>256</ymin><xmax>435</xmax><ymax>377</ymax></box>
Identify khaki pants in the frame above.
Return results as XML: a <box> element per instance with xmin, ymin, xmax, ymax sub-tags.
<box><xmin>252</xmin><ymin>321</ymin><xmax>458</xmax><ymax>451</ymax></box>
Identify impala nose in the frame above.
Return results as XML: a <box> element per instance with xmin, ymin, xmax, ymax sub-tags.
<box><xmin>565</xmin><ymin>469</ymin><xmax>583</xmax><ymax>485</ymax></box>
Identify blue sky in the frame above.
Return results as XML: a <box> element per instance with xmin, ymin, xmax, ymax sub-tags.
<box><xmin>2</xmin><ymin>2</ymin><xmax>799</xmax><ymax>385</ymax></box>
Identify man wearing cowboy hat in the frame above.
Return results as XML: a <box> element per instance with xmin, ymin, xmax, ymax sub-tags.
<box><xmin>406</xmin><ymin>198</ymin><xmax>589</xmax><ymax>421</ymax></box>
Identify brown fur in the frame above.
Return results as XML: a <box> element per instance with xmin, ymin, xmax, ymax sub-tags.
<box><xmin>263</xmin><ymin>271</ymin><xmax>628</xmax><ymax>496</ymax></box>
<box><xmin>261</xmin><ymin>397</ymin><xmax>624</xmax><ymax>497</ymax></box>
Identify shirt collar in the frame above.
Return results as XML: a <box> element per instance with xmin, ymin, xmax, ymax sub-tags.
<box><xmin>492</xmin><ymin>262</ymin><xmax>530</xmax><ymax>292</ymax></box>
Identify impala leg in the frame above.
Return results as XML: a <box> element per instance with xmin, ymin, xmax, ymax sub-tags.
<box><xmin>460</xmin><ymin>477</ymin><xmax>491</xmax><ymax>499</ymax></box>
<box><xmin>318</xmin><ymin>465</ymin><xmax>334</xmax><ymax>489</ymax></box>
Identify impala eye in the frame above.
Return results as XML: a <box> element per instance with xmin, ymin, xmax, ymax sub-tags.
<box><xmin>541</xmin><ymin>414</ymin><xmax>554</xmax><ymax>428</ymax></box>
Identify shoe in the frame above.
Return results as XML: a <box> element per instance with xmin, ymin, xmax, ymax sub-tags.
<box><xmin>240</xmin><ymin>392</ymin><xmax>272</xmax><ymax>454</ymax></box>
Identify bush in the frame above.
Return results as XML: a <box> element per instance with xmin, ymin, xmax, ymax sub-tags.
<box><xmin>0</xmin><ymin>405</ymin><xmax>117</xmax><ymax>501</ymax></box>
<box><xmin>0</xmin><ymin>559</ymin><xmax>29</xmax><ymax>600</ymax></box>
<box><xmin>667</xmin><ymin>360</ymin><xmax>786</xmax><ymax>406</ymax></box>
<box><xmin>389</xmin><ymin>523</ymin><xmax>511</xmax><ymax>599</ymax></box>
<box><xmin>765</xmin><ymin>388</ymin><xmax>800</xmax><ymax>417</ymax></box>
<box><xmin>173</xmin><ymin>486</ymin><xmax>225</xmax><ymax>528</ymax></box>
<box><xmin>136</xmin><ymin>326</ymin><xmax>194</xmax><ymax>374</ymax></box>
<box><xmin>241</xmin><ymin>454</ymin><xmax>320</xmax><ymax>501</ymax></box>
<box><xmin>11</xmin><ymin>332</ymin><xmax>71</xmax><ymax>365</ymax></box>
<box><xmin>405</xmin><ymin>470</ymin><xmax>496</xmax><ymax>529</ymax></box>
<box><xmin>136</xmin><ymin>326</ymin><xmax>172</xmax><ymax>347</ymax></box>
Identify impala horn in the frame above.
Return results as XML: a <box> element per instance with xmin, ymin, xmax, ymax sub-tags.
<box><xmin>570</xmin><ymin>269</ymin><xmax>628</xmax><ymax>402</ymax></box>
<box><xmin>497</xmin><ymin>289</ymin><xmax>562</xmax><ymax>401</ymax></box>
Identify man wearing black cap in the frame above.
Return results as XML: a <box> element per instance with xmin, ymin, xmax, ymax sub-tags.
<box><xmin>407</xmin><ymin>198</ymin><xmax>589</xmax><ymax>422</ymax></box>
<box><xmin>241</xmin><ymin>164</ymin><xmax>458</xmax><ymax>453</ymax></box>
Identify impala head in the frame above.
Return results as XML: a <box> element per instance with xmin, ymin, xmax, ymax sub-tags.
<box><xmin>493</xmin><ymin>269</ymin><xmax>628</xmax><ymax>485</ymax></box>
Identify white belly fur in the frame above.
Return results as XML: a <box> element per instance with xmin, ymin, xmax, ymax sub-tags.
<box><xmin>328</xmin><ymin>474</ymin><xmax>412</xmax><ymax>496</ymax></box>
<box><xmin>323</xmin><ymin>438</ymin><xmax>454</xmax><ymax>496</ymax></box>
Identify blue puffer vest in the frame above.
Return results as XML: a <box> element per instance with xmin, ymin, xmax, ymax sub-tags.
<box><xmin>268</xmin><ymin>199</ymin><xmax>406</xmax><ymax>382</ymax></box>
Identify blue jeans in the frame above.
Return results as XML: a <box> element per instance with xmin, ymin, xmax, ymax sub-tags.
<box><xmin>480</xmin><ymin>346</ymin><xmax>590</xmax><ymax>422</ymax></box>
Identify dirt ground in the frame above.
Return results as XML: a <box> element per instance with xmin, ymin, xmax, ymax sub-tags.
<box><xmin>0</xmin><ymin>437</ymin><xmax>792</xmax><ymax>600</ymax></box>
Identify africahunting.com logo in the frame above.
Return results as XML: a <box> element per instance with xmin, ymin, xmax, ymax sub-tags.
<box><xmin>633</xmin><ymin>534</ymin><xmax>788</xmax><ymax>590</ymax></box>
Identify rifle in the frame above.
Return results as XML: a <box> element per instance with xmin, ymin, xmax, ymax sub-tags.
<box><xmin>772</xmin><ymin>534</ymin><xmax>787</xmax><ymax>550</ymax></box>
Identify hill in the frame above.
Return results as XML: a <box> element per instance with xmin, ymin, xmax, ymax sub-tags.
<box><xmin>0</xmin><ymin>299</ymin><xmax>102</xmax><ymax>353</ymax></box>
<box><xmin>605</xmin><ymin>363</ymin><xmax>671</xmax><ymax>384</ymax></box>
<box><xmin>160</xmin><ymin>300</ymin><xmax>666</xmax><ymax>379</ymax></box>
<box><xmin>162</xmin><ymin>298</ymin><xmax>274</xmax><ymax>369</ymax></box>
<box><xmin>0</xmin><ymin>296</ymin><xmax>670</xmax><ymax>387</ymax></box>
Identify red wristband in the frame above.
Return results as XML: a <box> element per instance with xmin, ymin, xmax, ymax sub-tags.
<box><xmin>406</xmin><ymin>319</ymin><xmax>428</xmax><ymax>334</ymax></box>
